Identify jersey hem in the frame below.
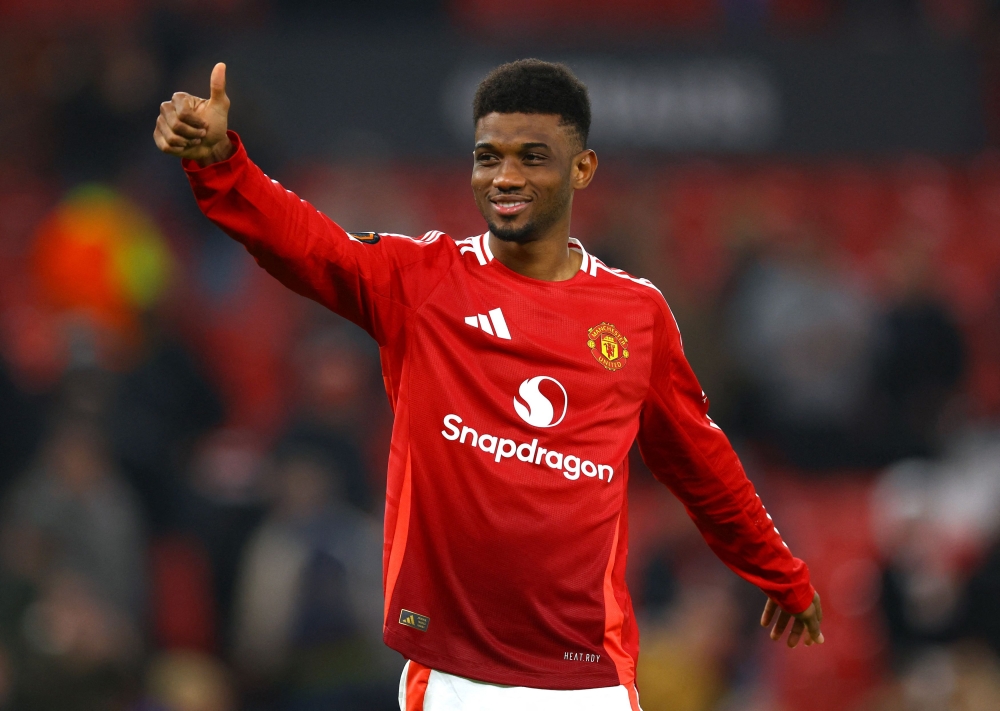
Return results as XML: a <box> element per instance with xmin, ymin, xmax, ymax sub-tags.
<box><xmin>385</xmin><ymin>631</ymin><xmax>621</xmax><ymax>690</ymax></box>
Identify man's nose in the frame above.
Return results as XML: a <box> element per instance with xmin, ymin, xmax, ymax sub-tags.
<box><xmin>493</xmin><ymin>158</ymin><xmax>526</xmax><ymax>190</ymax></box>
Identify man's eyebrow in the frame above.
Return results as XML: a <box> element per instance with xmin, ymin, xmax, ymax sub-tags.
<box><xmin>473</xmin><ymin>141</ymin><xmax>552</xmax><ymax>151</ymax></box>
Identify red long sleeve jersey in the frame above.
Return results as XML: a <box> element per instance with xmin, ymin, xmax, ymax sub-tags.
<box><xmin>185</xmin><ymin>133</ymin><xmax>814</xmax><ymax>690</ymax></box>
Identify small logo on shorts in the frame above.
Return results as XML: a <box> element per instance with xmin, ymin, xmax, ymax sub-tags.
<box><xmin>399</xmin><ymin>609</ymin><xmax>430</xmax><ymax>632</ymax></box>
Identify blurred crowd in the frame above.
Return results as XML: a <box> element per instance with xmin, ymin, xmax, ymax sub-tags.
<box><xmin>1</xmin><ymin>2</ymin><xmax>1000</xmax><ymax>711</ymax></box>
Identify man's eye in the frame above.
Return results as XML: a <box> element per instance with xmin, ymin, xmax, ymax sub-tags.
<box><xmin>476</xmin><ymin>154</ymin><xmax>498</xmax><ymax>164</ymax></box>
<box><xmin>524</xmin><ymin>154</ymin><xmax>546</xmax><ymax>162</ymax></box>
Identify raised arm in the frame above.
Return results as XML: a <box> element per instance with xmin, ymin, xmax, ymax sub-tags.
<box><xmin>636</xmin><ymin>301</ymin><xmax>823</xmax><ymax>648</ymax></box>
<box><xmin>153</xmin><ymin>64</ymin><xmax>455</xmax><ymax>343</ymax></box>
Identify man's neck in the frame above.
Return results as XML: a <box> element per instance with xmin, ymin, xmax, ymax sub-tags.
<box><xmin>488</xmin><ymin>230</ymin><xmax>582</xmax><ymax>282</ymax></box>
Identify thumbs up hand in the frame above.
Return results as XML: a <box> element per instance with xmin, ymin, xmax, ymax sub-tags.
<box><xmin>154</xmin><ymin>62</ymin><xmax>233</xmax><ymax>166</ymax></box>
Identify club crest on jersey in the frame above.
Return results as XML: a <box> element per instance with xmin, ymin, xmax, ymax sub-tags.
<box><xmin>587</xmin><ymin>322</ymin><xmax>630</xmax><ymax>371</ymax></box>
<box><xmin>348</xmin><ymin>231</ymin><xmax>380</xmax><ymax>244</ymax></box>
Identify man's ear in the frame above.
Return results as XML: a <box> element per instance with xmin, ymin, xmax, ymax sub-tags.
<box><xmin>572</xmin><ymin>149</ymin><xmax>598</xmax><ymax>190</ymax></box>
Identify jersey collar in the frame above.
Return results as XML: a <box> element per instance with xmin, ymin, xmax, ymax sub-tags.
<box><xmin>483</xmin><ymin>232</ymin><xmax>591</xmax><ymax>274</ymax></box>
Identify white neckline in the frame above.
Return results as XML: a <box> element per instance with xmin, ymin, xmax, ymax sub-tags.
<box><xmin>483</xmin><ymin>232</ymin><xmax>590</xmax><ymax>273</ymax></box>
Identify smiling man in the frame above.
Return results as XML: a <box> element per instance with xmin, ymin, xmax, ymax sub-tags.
<box><xmin>154</xmin><ymin>59</ymin><xmax>822</xmax><ymax>711</ymax></box>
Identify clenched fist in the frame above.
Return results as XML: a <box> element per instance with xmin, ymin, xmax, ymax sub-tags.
<box><xmin>154</xmin><ymin>62</ymin><xmax>233</xmax><ymax>167</ymax></box>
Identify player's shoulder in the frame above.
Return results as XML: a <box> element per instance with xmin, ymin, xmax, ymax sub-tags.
<box><xmin>451</xmin><ymin>232</ymin><xmax>492</xmax><ymax>266</ymax></box>
<box><xmin>362</xmin><ymin>230</ymin><xmax>452</xmax><ymax>248</ymax></box>
<box><xmin>585</xmin><ymin>249</ymin><xmax>666</xmax><ymax>308</ymax></box>
<box><xmin>584</xmin><ymin>246</ymin><xmax>683</xmax><ymax>340</ymax></box>
<box><xmin>356</xmin><ymin>229</ymin><xmax>460</xmax><ymax>268</ymax></box>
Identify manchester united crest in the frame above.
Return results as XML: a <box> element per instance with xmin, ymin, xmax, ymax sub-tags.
<box><xmin>587</xmin><ymin>322</ymin><xmax>630</xmax><ymax>371</ymax></box>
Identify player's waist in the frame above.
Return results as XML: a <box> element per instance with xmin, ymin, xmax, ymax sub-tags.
<box><xmin>399</xmin><ymin>660</ymin><xmax>642</xmax><ymax>710</ymax></box>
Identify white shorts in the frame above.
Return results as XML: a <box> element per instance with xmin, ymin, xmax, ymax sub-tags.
<box><xmin>398</xmin><ymin>660</ymin><xmax>642</xmax><ymax>711</ymax></box>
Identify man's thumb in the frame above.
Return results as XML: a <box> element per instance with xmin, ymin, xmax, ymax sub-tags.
<box><xmin>209</xmin><ymin>62</ymin><xmax>228</xmax><ymax>104</ymax></box>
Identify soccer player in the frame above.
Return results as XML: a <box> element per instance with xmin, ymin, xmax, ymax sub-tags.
<box><xmin>154</xmin><ymin>59</ymin><xmax>823</xmax><ymax>711</ymax></box>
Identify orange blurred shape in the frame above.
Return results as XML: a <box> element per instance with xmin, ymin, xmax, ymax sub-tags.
<box><xmin>31</xmin><ymin>184</ymin><xmax>172</xmax><ymax>333</ymax></box>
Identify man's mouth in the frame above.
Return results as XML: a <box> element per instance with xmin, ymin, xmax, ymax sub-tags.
<box><xmin>490</xmin><ymin>196</ymin><xmax>531</xmax><ymax>217</ymax></box>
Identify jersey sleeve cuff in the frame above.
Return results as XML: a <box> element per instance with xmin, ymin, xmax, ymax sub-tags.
<box><xmin>781</xmin><ymin>582</ymin><xmax>816</xmax><ymax>615</ymax></box>
<box><xmin>182</xmin><ymin>130</ymin><xmax>246</xmax><ymax>180</ymax></box>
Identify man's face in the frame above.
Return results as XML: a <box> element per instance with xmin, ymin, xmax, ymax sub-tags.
<box><xmin>472</xmin><ymin>112</ymin><xmax>581</xmax><ymax>244</ymax></box>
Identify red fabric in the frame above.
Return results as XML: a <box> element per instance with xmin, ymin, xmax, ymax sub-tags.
<box><xmin>183</xmin><ymin>132</ymin><xmax>814</xmax><ymax>689</ymax></box>
<box><xmin>149</xmin><ymin>535</ymin><xmax>216</xmax><ymax>652</ymax></box>
<box><xmin>770</xmin><ymin>0</ymin><xmax>833</xmax><ymax>29</ymax></box>
<box><xmin>450</xmin><ymin>0</ymin><xmax>719</xmax><ymax>32</ymax></box>
<box><xmin>628</xmin><ymin>683</ymin><xmax>641</xmax><ymax>711</ymax></box>
<box><xmin>405</xmin><ymin>661</ymin><xmax>431</xmax><ymax>711</ymax></box>
<box><xmin>0</xmin><ymin>0</ymin><xmax>139</xmax><ymax>23</ymax></box>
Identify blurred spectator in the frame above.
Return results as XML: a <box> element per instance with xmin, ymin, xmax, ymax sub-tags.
<box><xmin>51</xmin><ymin>36</ymin><xmax>164</xmax><ymax>182</ymax></box>
<box><xmin>868</xmin><ymin>642</ymin><xmax>1000</xmax><ymax>711</ymax></box>
<box><xmin>0</xmin><ymin>413</ymin><xmax>144</xmax><ymax>710</ymax></box>
<box><xmin>722</xmin><ymin>229</ymin><xmax>875</xmax><ymax>469</ymax></box>
<box><xmin>277</xmin><ymin>318</ymin><xmax>378</xmax><ymax>513</ymax></box>
<box><xmin>872</xmin><ymin>430</ymin><xmax>1000</xmax><ymax>652</ymax></box>
<box><xmin>13</xmin><ymin>569</ymin><xmax>142</xmax><ymax>711</ymax></box>
<box><xmin>864</xmin><ymin>235</ymin><xmax>966</xmax><ymax>464</ymax></box>
<box><xmin>964</xmin><ymin>529</ymin><xmax>1000</xmax><ymax>659</ymax></box>
<box><xmin>2</xmin><ymin>414</ymin><xmax>144</xmax><ymax>615</ymax></box>
<box><xmin>138</xmin><ymin>650</ymin><xmax>236</xmax><ymax>711</ymax></box>
<box><xmin>0</xmin><ymin>355</ymin><xmax>40</xmax><ymax>493</ymax></box>
<box><xmin>179</xmin><ymin>429</ymin><xmax>267</xmax><ymax>651</ymax></box>
<box><xmin>636</xmin><ymin>556</ymin><xmax>743</xmax><ymax>711</ymax></box>
<box><xmin>110</xmin><ymin>313</ymin><xmax>225</xmax><ymax>532</ymax></box>
<box><xmin>231</xmin><ymin>447</ymin><xmax>396</xmax><ymax>709</ymax></box>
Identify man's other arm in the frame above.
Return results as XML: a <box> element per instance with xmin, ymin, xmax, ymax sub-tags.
<box><xmin>636</xmin><ymin>300</ymin><xmax>823</xmax><ymax>647</ymax></box>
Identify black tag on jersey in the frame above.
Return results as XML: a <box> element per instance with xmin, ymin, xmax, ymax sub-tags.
<box><xmin>399</xmin><ymin>609</ymin><xmax>430</xmax><ymax>632</ymax></box>
<box><xmin>349</xmin><ymin>231</ymin><xmax>381</xmax><ymax>244</ymax></box>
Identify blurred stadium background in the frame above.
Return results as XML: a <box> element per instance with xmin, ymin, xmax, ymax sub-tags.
<box><xmin>1</xmin><ymin>0</ymin><xmax>1000</xmax><ymax>709</ymax></box>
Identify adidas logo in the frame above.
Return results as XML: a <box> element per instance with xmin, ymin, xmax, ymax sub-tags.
<box><xmin>464</xmin><ymin>308</ymin><xmax>511</xmax><ymax>340</ymax></box>
<box><xmin>398</xmin><ymin>608</ymin><xmax>430</xmax><ymax>632</ymax></box>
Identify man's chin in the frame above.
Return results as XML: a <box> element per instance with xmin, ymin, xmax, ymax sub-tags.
<box><xmin>487</xmin><ymin>220</ymin><xmax>536</xmax><ymax>244</ymax></box>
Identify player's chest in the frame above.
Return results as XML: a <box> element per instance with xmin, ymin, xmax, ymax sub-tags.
<box><xmin>407</xmin><ymin>268</ymin><xmax>656</xmax><ymax>419</ymax></box>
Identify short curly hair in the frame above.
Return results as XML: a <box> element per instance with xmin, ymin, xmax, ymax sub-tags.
<box><xmin>473</xmin><ymin>59</ymin><xmax>591</xmax><ymax>149</ymax></box>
